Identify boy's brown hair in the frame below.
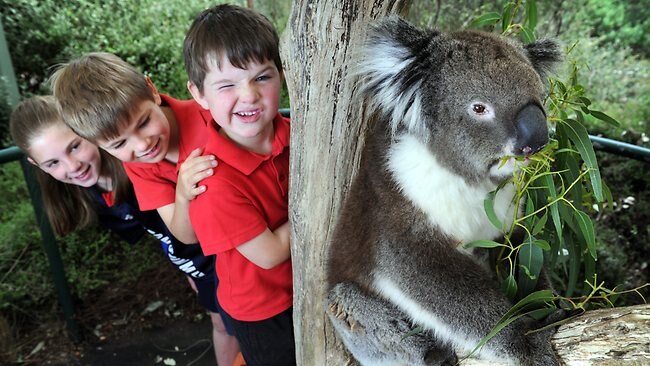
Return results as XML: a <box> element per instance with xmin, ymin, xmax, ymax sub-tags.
<box><xmin>183</xmin><ymin>4</ymin><xmax>282</xmax><ymax>93</ymax></box>
<box><xmin>49</xmin><ymin>52</ymin><xmax>154</xmax><ymax>142</ymax></box>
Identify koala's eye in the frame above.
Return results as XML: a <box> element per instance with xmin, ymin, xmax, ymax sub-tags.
<box><xmin>472</xmin><ymin>104</ymin><xmax>487</xmax><ymax>114</ymax></box>
<box><xmin>467</xmin><ymin>101</ymin><xmax>494</xmax><ymax>121</ymax></box>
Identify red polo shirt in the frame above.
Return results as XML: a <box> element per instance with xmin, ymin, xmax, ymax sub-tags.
<box><xmin>124</xmin><ymin>94</ymin><xmax>212</xmax><ymax>210</ymax></box>
<box><xmin>189</xmin><ymin>113</ymin><xmax>292</xmax><ymax>321</ymax></box>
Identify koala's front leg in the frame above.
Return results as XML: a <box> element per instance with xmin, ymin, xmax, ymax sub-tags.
<box><xmin>326</xmin><ymin>282</ymin><xmax>457</xmax><ymax>366</ymax></box>
<box><xmin>377</xmin><ymin>243</ymin><xmax>560</xmax><ymax>366</ymax></box>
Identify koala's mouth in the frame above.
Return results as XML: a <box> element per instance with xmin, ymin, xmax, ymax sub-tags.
<box><xmin>487</xmin><ymin>138</ymin><xmax>539</xmax><ymax>180</ymax></box>
<box><xmin>488</xmin><ymin>155</ymin><xmax>530</xmax><ymax>181</ymax></box>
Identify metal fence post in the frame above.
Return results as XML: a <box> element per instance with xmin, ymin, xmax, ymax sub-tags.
<box><xmin>0</xmin><ymin>20</ymin><xmax>80</xmax><ymax>340</ymax></box>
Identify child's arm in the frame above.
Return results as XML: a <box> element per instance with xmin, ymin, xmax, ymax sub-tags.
<box><xmin>159</xmin><ymin>148</ymin><xmax>217</xmax><ymax>244</ymax></box>
<box><xmin>236</xmin><ymin>221</ymin><xmax>291</xmax><ymax>269</ymax></box>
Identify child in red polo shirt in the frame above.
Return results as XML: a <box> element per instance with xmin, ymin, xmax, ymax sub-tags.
<box><xmin>184</xmin><ymin>4</ymin><xmax>294</xmax><ymax>366</ymax></box>
<box><xmin>49</xmin><ymin>52</ymin><xmax>241</xmax><ymax>366</ymax></box>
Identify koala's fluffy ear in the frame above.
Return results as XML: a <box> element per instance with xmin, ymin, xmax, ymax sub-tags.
<box><xmin>366</xmin><ymin>15</ymin><xmax>436</xmax><ymax>53</ymax></box>
<box><xmin>357</xmin><ymin>16</ymin><xmax>437</xmax><ymax>138</ymax></box>
<box><xmin>524</xmin><ymin>39</ymin><xmax>563</xmax><ymax>80</ymax></box>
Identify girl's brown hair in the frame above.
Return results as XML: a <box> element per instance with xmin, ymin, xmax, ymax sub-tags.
<box><xmin>9</xmin><ymin>95</ymin><xmax>132</xmax><ymax>235</ymax></box>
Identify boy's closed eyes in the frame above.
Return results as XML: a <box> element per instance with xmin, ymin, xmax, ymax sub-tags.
<box><xmin>210</xmin><ymin>67</ymin><xmax>277</xmax><ymax>92</ymax></box>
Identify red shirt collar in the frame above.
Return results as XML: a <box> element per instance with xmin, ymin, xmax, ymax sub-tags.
<box><xmin>159</xmin><ymin>94</ymin><xmax>214</xmax><ymax>129</ymax></box>
<box><xmin>206</xmin><ymin>113</ymin><xmax>290</xmax><ymax>176</ymax></box>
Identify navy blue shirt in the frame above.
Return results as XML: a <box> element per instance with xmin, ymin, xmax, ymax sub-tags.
<box><xmin>91</xmin><ymin>187</ymin><xmax>216</xmax><ymax>281</ymax></box>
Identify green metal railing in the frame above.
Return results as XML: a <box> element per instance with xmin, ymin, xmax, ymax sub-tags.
<box><xmin>589</xmin><ymin>135</ymin><xmax>650</xmax><ymax>163</ymax></box>
<box><xmin>0</xmin><ymin>21</ymin><xmax>80</xmax><ymax>340</ymax></box>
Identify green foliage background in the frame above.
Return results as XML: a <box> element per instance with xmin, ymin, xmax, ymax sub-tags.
<box><xmin>0</xmin><ymin>0</ymin><xmax>291</xmax><ymax>145</ymax></box>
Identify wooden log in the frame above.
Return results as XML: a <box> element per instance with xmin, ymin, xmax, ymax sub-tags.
<box><xmin>460</xmin><ymin>304</ymin><xmax>650</xmax><ymax>365</ymax></box>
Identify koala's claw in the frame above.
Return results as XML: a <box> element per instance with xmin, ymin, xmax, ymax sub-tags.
<box><xmin>327</xmin><ymin>299</ymin><xmax>365</xmax><ymax>335</ymax></box>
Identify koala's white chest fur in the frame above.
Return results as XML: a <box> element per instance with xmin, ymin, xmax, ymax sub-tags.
<box><xmin>386</xmin><ymin>134</ymin><xmax>519</xmax><ymax>244</ymax></box>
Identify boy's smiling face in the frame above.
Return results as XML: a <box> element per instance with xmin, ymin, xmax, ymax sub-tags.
<box><xmin>189</xmin><ymin>56</ymin><xmax>282</xmax><ymax>151</ymax></box>
<box><xmin>97</xmin><ymin>82</ymin><xmax>173</xmax><ymax>164</ymax></box>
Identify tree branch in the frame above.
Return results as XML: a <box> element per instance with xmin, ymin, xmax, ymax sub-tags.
<box><xmin>460</xmin><ymin>304</ymin><xmax>650</xmax><ymax>365</ymax></box>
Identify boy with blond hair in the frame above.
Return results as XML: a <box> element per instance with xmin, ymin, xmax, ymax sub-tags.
<box><xmin>184</xmin><ymin>4</ymin><xmax>295</xmax><ymax>366</ymax></box>
<box><xmin>50</xmin><ymin>52</ymin><xmax>240</xmax><ymax>366</ymax></box>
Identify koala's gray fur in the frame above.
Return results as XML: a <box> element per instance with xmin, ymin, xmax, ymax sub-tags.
<box><xmin>326</xmin><ymin>16</ymin><xmax>563</xmax><ymax>366</ymax></box>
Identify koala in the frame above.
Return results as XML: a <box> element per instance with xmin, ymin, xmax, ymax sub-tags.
<box><xmin>325</xmin><ymin>16</ymin><xmax>563</xmax><ymax>366</ymax></box>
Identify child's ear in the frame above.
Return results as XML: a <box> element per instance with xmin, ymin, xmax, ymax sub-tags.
<box><xmin>145</xmin><ymin>76</ymin><xmax>162</xmax><ymax>105</ymax></box>
<box><xmin>187</xmin><ymin>81</ymin><xmax>210</xmax><ymax>110</ymax></box>
<box><xmin>26</xmin><ymin>156</ymin><xmax>38</xmax><ymax>166</ymax></box>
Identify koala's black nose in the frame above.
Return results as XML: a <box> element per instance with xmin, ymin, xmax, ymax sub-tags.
<box><xmin>515</xmin><ymin>104</ymin><xmax>549</xmax><ymax>156</ymax></box>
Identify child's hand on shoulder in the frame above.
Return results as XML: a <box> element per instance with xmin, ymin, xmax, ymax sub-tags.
<box><xmin>177</xmin><ymin>147</ymin><xmax>217</xmax><ymax>202</ymax></box>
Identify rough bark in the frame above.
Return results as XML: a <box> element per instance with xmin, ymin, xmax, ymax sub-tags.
<box><xmin>461</xmin><ymin>304</ymin><xmax>650</xmax><ymax>365</ymax></box>
<box><xmin>281</xmin><ymin>1</ymin><xmax>411</xmax><ymax>364</ymax></box>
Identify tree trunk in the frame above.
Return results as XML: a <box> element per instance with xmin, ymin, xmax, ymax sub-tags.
<box><xmin>281</xmin><ymin>1</ymin><xmax>410</xmax><ymax>364</ymax></box>
<box><xmin>281</xmin><ymin>2</ymin><xmax>649</xmax><ymax>365</ymax></box>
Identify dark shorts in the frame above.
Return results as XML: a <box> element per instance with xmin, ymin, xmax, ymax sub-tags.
<box><xmin>220</xmin><ymin>307</ymin><xmax>296</xmax><ymax>366</ymax></box>
<box><xmin>192</xmin><ymin>275</ymin><xmax>219</xmax><ymax>312</ymax></box>
<box><xmin>192</xmin><ymin>276</ymin><xmax>234</xmax><ymax>336</ymax></box>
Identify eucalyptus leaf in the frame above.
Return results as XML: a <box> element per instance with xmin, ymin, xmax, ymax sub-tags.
<box><xmin>519</xmin><ymin>26</ymin><xmax>535</xmax><ymax>43</ymax></box>
<box><xmin>555</xmin><ymin>80</ymin><xmax>567</xmax><ymax>96</ymax></box>
<box><xmin>575</xmin><ymin>210</ymin><xmax>596</xmax><ymax>259</ymax></box>
<box><xmin>464</xmin><ymin>240</ymin><xmax>504</xmax><ymax>249</ymax></box>
<box><xmin>401</xmin><ymin>325</ymin><xmax>424</xmax><ymax>340</ymax></box>
<box><xmin>503</xmin><ymin>274</ymin><xmax>518</xmax><ymax>301</ymax></box>
<box><xmin>470</xmin><ymin>299</ymin><xmax>554</xmax><ymax>357</ymax></box>
<box><xmin>527</xmin><ymin>307</ymin><xmax>556</xmax><ymax>321</ymax></box>
<box><xmin>468</xmin><ymin>289</ymin><xmax>556</xmax><ymax>356</ymax></box>
<box><xmin>484</xmin><ymin>191</ymin><xmax>504</xmax><ymax>230</ymax></box>
<box><xmin>534</xmin><ymin>239</ymin><xmax>551</xmax><ymax>251</ymax></box>
<box><xmin>559</xmin><ymin>201</ymin><xmax>579</xmax><ymax>236</ymax></box>
<box><xmin>470</xmin><ymin>12</ymin><xmax>501</xmax><ymax>28</ymax></box>
<box><xmin>532</xmin><ymin>212</ymin><xmax>548</xmax><ymax>235</ymax></box>
<box><xmin>518</xmin><ymin>237</ymin><xmax>544</xmax><ymax>297</ymax></box>
<box><xmin>561</xmin><ymin>118</ymin><xmax>604</xmax><ymax>202</ymax></box>
<box><xmin>560</xmin><ymin>146</ymin><xmax>583</xmax><ymax>205</ymax></box>
<box><xmin>525</xmin><ymin>0</ymin><xmax>538</xmax><ymax>30</ymax></box>
<box><xmin>555</xmin><ymin>147</ymin><xmax>578</xmax><ymax>155</ymax></box>
<box><xmin>589</xmin><ymin>110</ymin><xmax>620</xmax><ymax>127</ymax></box>
<box><xmin>525</xmin><ymin>193</ymin><xmax>535</xmax><ymax>217</ymax></box>
<box><xmin>603</xmin><ymin>182</ymin><xmax>614</xmax><ymax>210</ymax></box>
<box><xmin>541</xmin><ymin>175</ymin><xmax>563</xmax><ymax>248</ymax></box>
<box><xmin>506</xmin><ymin>289</ymin><xmax>555</xmax><ymax>319</ymax></box>
<box><xmin>501</xmin><ymin>3</ymin><xmax>514</xmax><ymax>32</ymax></box>
<box><xmin>577</xmin><ymin>96</ymin><xmax>592</xmax><ymax>107</ymax></box>
<box><xmin>468</xmin><ymin>313</ymin><xmax>523</xmax><ymax>358</ymax></box>
<box><xmin>566</xmin><ymin>237</ymin><xmax>579</xmax><ymax>297</ymax></box>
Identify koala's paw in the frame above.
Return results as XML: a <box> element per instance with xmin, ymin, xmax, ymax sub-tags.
<box><xmin>523</xmin><ymin>327</ymin><xmax>560</xmax><ymax>366</ymax></box>
<box><xmin>526</xmin><ymin>348</ymin><xmax>560</xmax><ymax>366</ymax></box>
<box><xmin>424</xmin><ymin>347</ymin><xmax>458</xmax><ymax>366</ymax></box>
<box><xmin>327</xmin><ymin>299</ymin><xmax>365</xmax><ymax>335</ymax></box>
